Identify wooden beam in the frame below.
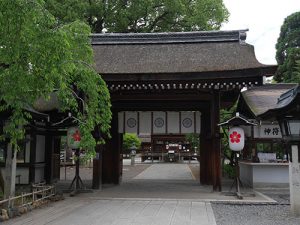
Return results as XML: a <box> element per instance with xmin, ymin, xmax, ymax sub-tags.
<box><xmin>101</xmin><ymin>69</ymin><xmax>273</xmax><ymax>82</ymax></box>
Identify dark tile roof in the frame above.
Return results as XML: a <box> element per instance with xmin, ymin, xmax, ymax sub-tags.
<box><xmin>259</xmin><ymin>85</ymin><xmax>300</xmax><ymax>119</ymax></box>
<box><xmin>238</xmin><ymin>84</ymin><xmax>298</xmax><ymax>117</ymax></box>
<box><xmin>91</xmin><ymin>30</ymin><xmax>276</xmax><ymax>76</ymax></box>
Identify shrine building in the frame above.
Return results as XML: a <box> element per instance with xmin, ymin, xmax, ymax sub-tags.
<box><xmin>91</xmin><ymin>30</ymin><xmax>276</xmax><ymax>190</ymax></box>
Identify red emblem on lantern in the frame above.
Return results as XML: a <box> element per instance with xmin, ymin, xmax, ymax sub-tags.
<box><xmin>228</xmin><ymin>127</ymin><xmax>245</xmax><ymax>151</ymax></box>
<box><xmin>230</xmin><ymin>131</ymin><xmax>241</xmax><ymax>143</ymax></box>
<box><xmin>67</xmin><ymin>127</ymin><xmax>81</xmax><ymax>149</ymax></box>
<box><xmin>72</xmin><ymin>130</ymin><xmax>81</xmax><ymax>142</ymax></box>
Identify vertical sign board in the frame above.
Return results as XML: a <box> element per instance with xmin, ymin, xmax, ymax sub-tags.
<box><xmin>229</xmin><ymin>127</ymin><xmax>245</xmax><ymax>151</ymax></box>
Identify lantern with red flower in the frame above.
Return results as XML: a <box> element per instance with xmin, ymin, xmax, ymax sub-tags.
<box><xmin>228</xmin><ymin>127</ymin><xmax>245</xmax><ymax>151</ymax></box>
<box><xmin>67</xmin><ymin>127</ymin><xmax>81</xmax><ymax>149</ymax></box>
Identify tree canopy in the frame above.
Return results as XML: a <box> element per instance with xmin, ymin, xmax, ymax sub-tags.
<box><xmin>0</xmin><ymin>0</ymin><xmax>111</xmax><ymax>152</ymax></box>
<box><xmin>275</xmin><ymin>11</ymin><xmax>300</xmax><ymax>83</ymax></box>
<box><xmin>45</xmin><ymin>0</ymin><xmax>229</xmax><ymax>33</ymax></box>
<box><xmin>123</xmin><ymin>133</ymin><xmax>141</xmax><ymax>151</ymax></box>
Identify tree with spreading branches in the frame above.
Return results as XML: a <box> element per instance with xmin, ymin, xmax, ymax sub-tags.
<box><xmin>45</xmin><ymin>0</ymin><xmax>229</xmax><ymax>33</ymax></box>
<box><xmin>0</xmin><ymin>0</ymin><xmax>111</xmax><ymax>196</ymax></box>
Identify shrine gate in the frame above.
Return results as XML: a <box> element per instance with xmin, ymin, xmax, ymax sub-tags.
<box><xmin>91</xmin><ymin>30</ymin><xmax>276</xmax><ymax>191</ymax></box>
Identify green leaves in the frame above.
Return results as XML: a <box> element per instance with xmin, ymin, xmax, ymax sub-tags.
<box><xmin>275</xmin><ymin>11</ymin><xmax>300</xmax><ymax>83</ymax></box>
<box><xmin>0</xmin><ymin>0</ymin><xmax>112</xmax><ymax>153</ymax></box>
<box><xmin>44</xmin><ymin>0</ymin><xmax>229</xmax><ymax>33</ymax></box>
<box><xmin>123</xmin><ymin>133</ymin><xmax>141</xmax><ymax>151</ymax></box>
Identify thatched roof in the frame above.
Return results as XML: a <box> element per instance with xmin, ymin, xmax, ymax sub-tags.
<box><xmin>237</xmin><ymin>84</ymin><xmax>298</xmax><ymax>118</ymax></box>
<box><xmin>91</xmin><ymin>30</ymin><xmax>276</xmax><ymax>77</ymax></box>
<box><xmin>259</xmin><ymin>85</ymin><xmax>300</xmax><ymax>119</ymax></box>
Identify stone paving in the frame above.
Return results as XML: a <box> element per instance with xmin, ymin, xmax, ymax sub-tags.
<box><xmin>3</xmin><ymin>198</ymin><xmax>216</xmax><ymax>225</ymax></box>
<box><xmin>134</xmin><ymin>163</ymin><xmax>194</xmax><ymax>180</ymax></box>
<box><xmin>3</xmin><ymin>162</ymin><xmax>278</xmax><ymax>225</ymax></box>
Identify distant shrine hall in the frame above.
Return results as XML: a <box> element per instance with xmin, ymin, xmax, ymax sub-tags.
<box><xmin>0</xmin><ymin>30</ymin><xmax>277</xmax><ymax>191</ymax></box>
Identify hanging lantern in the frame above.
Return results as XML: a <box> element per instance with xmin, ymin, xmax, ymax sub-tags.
<box><xmin>228</xmin><ymin>126</ymin><xmax>245</xmax><ymax>151</ymax></box>
<box><xmin>67</xmin><ymin>127</ymin><xmax>81</xmax><ymax>149</ymax></box>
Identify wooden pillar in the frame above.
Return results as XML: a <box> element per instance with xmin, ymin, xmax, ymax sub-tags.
<box><xmin>102</xmin><ymin>111</ymin><xmax>121</xmax><ymax>184</ymax></box>
<box><xmin>44</xmin><ymin>131</ymin><xmax>53</xmax><ymax>184</ymax></box>
<box><xmin>200</xmin><ymin>109</ymin><xmax>212</xmax><ymax>185</ymax></box>
<box><xmin>29</xmin><ymin>132</ymin><xmax>37</xmax><ymax>183</ymax></box>
<box><xmin>92</xmin><ymin>146</ymin><xmax>103</xmax><ymax>189</ymax></box>
<box><xmin>200</xmin><ymin>93</ymin><xmax>222</xmax><ymax>191</ymax></box>
<box><xmin>211</xmin><ymin>92</ymin><xmax>222</xmax><ymax>191</ymax></box>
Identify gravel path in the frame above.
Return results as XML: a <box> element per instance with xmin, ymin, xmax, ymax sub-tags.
<box><xmin>212</xmin><ymin>189</ymin><xmax>300</xmax><ymax>225</ymax></box>
<box><xmin>212</xmin><ymin>203</ymin><xmax>300</xmax><ymax>225</ymax></box>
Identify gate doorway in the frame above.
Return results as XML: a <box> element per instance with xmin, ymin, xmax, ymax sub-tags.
<box><xmin>91</xmin><ymin>30</ymin><xmax>276</xmax><ymax>191</ymax></box>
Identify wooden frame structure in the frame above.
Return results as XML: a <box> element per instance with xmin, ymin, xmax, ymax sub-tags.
<box><xmin>91</xmin><ymin>30</ymin><xmax>276</xmax><ymax>191</ymax></box>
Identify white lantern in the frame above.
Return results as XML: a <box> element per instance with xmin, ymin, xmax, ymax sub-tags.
<box><xmin>67</xmin><ymin>127</ymin><xmax>81</xmax><ymax>149</ymax></box>
<box><xmin>228</xmin><ymin>126</ymin><xmax>245</xmax><ymax>151</ymax></box>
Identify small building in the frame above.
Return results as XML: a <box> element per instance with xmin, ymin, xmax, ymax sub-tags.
<box><xmin>237</xmin><ymin>83</ymin><xmax>298</xmax><ymax>187</ymax></box>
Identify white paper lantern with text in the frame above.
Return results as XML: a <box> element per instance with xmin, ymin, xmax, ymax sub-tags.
<box><xmin>229</xmin><ymin>127</ymin><xmax>245</xmax><ymax>151</ymax></box>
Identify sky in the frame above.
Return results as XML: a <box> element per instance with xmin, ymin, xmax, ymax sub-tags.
<box><xmin>221</xmin><ymin>0</ymin><xmax>300</xmax><ymax>65</ymax></box>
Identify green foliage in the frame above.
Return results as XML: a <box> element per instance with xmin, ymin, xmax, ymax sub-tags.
<box><xmin>0</xmin><ymin>0</ymin><xmax>111</xmax><ymax>153</ymax></box>
<box><xmin>275</xmin><ymin>11</ymin><xmax>300</xmax><ymax>83</ymax></box>
<box><xmin>185</xmin><ymin>133</ymin><xmax>200</xmax><ymax>153</ymax></box>
<box><xmin>220</xmin><ymin>103</ymin><xmax>237</xmax><ymax>164</ymax></box>
<box><xmin>45</xmin><ymin>0</ymin><xmax>229</xmax><ymax>33</ymax></box>
<box><xmin>223</xmin><ymin>163</ymin><xmax>235</xmax><ymax>179</ymax></box>
<box><xmin>123</xmin><ymin>133</ymin><xmax>141</xmax><ymax>151</ymax></box>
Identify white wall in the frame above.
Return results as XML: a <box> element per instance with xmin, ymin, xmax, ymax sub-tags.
<box><xmin>167</xmin><ymin>112</ymin><xmax>179</xmax><ymax>134</ymax></box>
<box><xmin>139</xmin><ymin>112</ymin><xmax>151</xmax><ymax>135</ymax></box>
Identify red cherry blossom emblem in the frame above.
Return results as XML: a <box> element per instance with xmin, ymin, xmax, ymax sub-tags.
<box><xmin>72</xmin><ymin>130</ymin><xmax>81</xmax><ymax>142</ymax></box>
<box><xmin>230</xmin><ymin>131</ymin><xmax>241</xmax><ymax>143</ymax></box>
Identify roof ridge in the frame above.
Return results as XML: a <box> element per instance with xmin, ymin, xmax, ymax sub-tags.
<box><xmin>91</xmin><ymin>30</ymin><xmax>248</xmax><ymax>45</ymax></box>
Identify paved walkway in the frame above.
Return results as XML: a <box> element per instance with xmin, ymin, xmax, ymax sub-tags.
<box><xmin>4</xmin><ymin>163</ymin><xmax>276</xmax><ymax>225</ymax></box>
<box><xmin>134</xmin><ymin>164</ymin><xmax>194</xmax><ymax>180</ymax></box>
<box><xmin>4</xmin><ymin>198</ymin><xmax>216</xmax><ymax>225</ymax></box>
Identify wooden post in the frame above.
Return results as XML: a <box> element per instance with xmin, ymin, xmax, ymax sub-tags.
<box><xmin>200</xmin><ymin>109</ymin><xmax>212</xmax><ymax>185</ymax></box>
<box><xmin>44</xmin><ymin>131</ymin><xmax>53</xmax><ymax>184</ymax></box>
<box><xmin>102</xmin><ymin>111</ymin><xmax>121</xmax><ymax>184</ymax></box>
<box><xmin>92</xmin><ymin>144</ymin><xmax>103</xmax><ymax>189</ymax></box>
<box><xmin>29</xmin><ymin>133</ymin><xmax>37</xmax><ymax>183</ymax></box>
<box><xmin>211</xmin><ymin>92</ymin><xmax>221</xmax><ymax>191</ymax></box>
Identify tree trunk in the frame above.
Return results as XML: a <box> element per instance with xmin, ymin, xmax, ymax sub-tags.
<box><xmin>4</xmin><ymin>144</ymin><xmax>17</xmax><ymax>198</ymax></box>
